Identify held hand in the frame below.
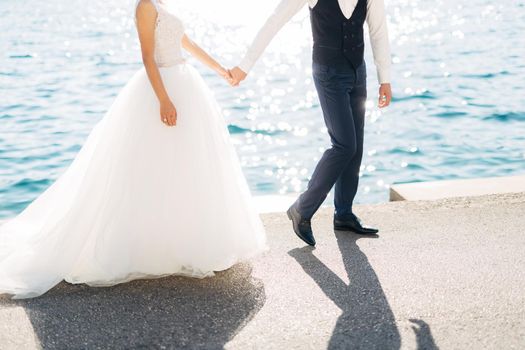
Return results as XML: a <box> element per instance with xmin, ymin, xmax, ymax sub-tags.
<box><xmin>378</xmin><ymin>83</ymin><xmax>392</xmax><ymax>108</ymax></box>
<box><xmin>228</xmin><ymin>66</ymin><xmax>247</xmax><ymax>87</ymax></box>
<box><xmin>160</xmin><ymin>99</ymin><xmax>177</xmax><ymax>126</ymax></box>
<box><xmin>217</xmin><ymin>66</ymin><xmax>235</xmax><ymax>86</ymax></box>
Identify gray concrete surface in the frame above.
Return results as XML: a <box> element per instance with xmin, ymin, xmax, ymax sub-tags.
<box><xmin>1</xmin><ymin>192</ymin><xmax>524</xmax><ymax>349</ymax></box>
<box><xmin>389</xmin><ymin>174</ymin><xmax>525</xmax><ymax>201</ymax></box>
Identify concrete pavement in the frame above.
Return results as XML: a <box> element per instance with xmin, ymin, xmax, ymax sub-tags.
<box><xmin>1</xmin><ymin>191</ymin><xmax>524</xmax><ymax>349</ymax></box>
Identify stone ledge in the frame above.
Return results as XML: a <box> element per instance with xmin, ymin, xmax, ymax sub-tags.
<box><xmin>389</xmin><ymin>174</ymin><xmax>525</xmax><ymax>201</ymax></box>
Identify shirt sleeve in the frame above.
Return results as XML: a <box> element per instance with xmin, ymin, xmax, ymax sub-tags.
<box><xmin>238</xmin><ymin>0</ymin><xmax>308</xmax><ymax>73</ymax></box>
<box><xmin>366</xmin><ymin>0</ymin><xmax>392</xmax><ymax>84</ymax></box>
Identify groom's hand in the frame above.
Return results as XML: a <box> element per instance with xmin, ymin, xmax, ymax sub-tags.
<box><xmin>378</xmin><ymin>83</ymin><xmax>392</xmax><ymax>108</ymax></box>
<box><xmin>229</xmin><ymin>67</ymin><xmax>247</xmax><ymax>87</ymax></box>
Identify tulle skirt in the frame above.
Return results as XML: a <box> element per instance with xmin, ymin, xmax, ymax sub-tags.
<box><xmin>0</xmin><ymin>63</ymin><xmax>267</xmax><ymax>299</ymax></box>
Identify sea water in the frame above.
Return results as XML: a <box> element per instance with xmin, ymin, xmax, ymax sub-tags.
<box><xmin>0</xmin><ymin>0</ymin><xmax>524</xmax><ymax>218</ymax></box>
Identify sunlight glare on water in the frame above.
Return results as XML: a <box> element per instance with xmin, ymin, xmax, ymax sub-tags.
<box><xmin>0</xmin><ymin>0</ymin><xmax>524</xmax><ymax>218</ymax></box>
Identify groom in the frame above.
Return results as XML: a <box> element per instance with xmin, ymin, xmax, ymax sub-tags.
<box><xmin>230</xmin><ymin>0</ymin><xmax>392</xmax><ymax>246</ymax></box>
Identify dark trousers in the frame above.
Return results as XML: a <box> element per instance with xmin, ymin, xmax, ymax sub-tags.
<box><xmin>296</xmin><ymin>60</ymin><xmax>367</xmax><ymax>219</ymax></box>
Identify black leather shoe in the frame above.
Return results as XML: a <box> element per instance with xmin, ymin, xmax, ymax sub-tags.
<box><xmin>333</xmin><ymin>213</ymin><xmax>379</xmax><ymax>235</ymax></box>
<box><xmin>286</xmin><ymin>205</ymin><xmax>316</xmax><ymax>246</ymax></box>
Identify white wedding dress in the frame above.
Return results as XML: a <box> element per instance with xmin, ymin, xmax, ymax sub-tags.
<box><xmin>0</xmin><ymin>0</ymin><xmax>267</xmax><ymax>299</ymax></box>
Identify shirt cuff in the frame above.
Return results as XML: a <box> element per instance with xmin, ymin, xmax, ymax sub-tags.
<box><xmin>377</xmin><ymin>66</ymin><xmax>391</xmax><ymax>84</ymax></box>
<box><xmin>238</xmin><ymin>57</ymin><xmax>255</xmax><ymax>75</ymax></box>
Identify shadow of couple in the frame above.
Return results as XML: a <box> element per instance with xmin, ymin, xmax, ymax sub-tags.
<box><xmin>2</xmin><ymin>231</ymin><xmax>438</xmax><ymax>349</ymax></box>
<box><xmin>288</xmin><ymin>230</ymin><xmax>439</xmax><ymax>350</ymax></box>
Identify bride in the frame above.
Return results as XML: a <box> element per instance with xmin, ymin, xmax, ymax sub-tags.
<box><xmin>0</xmin><ymin>0</ymin><xmax>267</xmax><ymax>299</ymax></box>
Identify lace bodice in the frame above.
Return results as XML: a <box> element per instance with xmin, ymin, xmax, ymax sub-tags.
<box><xmin>138</xmin><ymin>0</ymin><xmax>186</xmax><ymax>67</ymax></box>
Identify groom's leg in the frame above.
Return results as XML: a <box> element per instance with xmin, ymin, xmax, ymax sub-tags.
<box><xmin>296</xmin><ymin>64</ymin><xmax>358</xmax><ymax>219</ymax></box>
<box><xmin>334</xmin><ymin>63</ymin><xmax>367</xmax><ymax>217</ymax></box>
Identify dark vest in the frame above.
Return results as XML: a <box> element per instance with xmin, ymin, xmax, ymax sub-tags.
<box><xmin>310</xmin><ymin>0</ymin><xmax>367</xmax><ymax>69</ymax></box>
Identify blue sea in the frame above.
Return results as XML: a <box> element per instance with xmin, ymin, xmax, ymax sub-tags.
<box><xmin>1</xmin><ymin>0</ymin><xmax>524</xmax><ymax>219</ymax></box>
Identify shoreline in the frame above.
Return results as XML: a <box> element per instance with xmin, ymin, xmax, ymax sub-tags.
<box><xmin>252</xmin><ymin>173</ymin><xmax>525</xmax><ymax>214</ymax></box>
<box><xmin>2</xmin><ymin>174</ymin><xmax>524</xmax><ymax>221</ymax></box>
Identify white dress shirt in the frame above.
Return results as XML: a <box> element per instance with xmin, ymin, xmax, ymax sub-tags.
<box><xmin>238</xmin><ymin>0</ymin><xmax>392</xmax><ymax>84</ymax></box>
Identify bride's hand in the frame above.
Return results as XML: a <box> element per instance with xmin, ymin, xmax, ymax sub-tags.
<box><xmin>160</xmin><ymin>99</ymin><xmax>177</xmax><ymax>126</ymax></box>
<box><xmin>217</xmin><ymin>66</ymin><xmax>235</xmax><ymax>86</ymax></box>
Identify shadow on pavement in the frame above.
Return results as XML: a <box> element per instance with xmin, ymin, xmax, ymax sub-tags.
<box><xmin>289</xmin><ymin>231</ymin><xmax>436</xmax><ymax>349</ymax></box>
<box><xmin>6</xmin><ymin>262</ymin><xmax>265</xmax><ymax>349</ymax></box>
<box><xmin>410</xmin><ymin>319</ymin><xmax>439</xmax><ymax>350</ymax></box>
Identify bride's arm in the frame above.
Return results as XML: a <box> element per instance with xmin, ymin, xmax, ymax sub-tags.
<box><xmin>181</xmin><ymin>34</ymin><xmax>233</xmax><ymax>84</ymax></box>
<box><xmin>135</xmin><ymin>0</ymin><xmax>177</xmax><ymax>126</ymax></box>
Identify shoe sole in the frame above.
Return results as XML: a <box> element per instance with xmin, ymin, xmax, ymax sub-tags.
<box><xmin>287</xmin><ymin>209</ymin><xmax>315</xmax><ymax>246</ymax></box>
<box><xmin>333</xmin><ymin>225</ymin><xmax>379</xmax><ymax>235</ymax></box>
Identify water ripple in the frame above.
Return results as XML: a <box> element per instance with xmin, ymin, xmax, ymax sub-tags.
<box><xmin>482</xmin><ymin>112</ymin><xmax>525</xmax><ymax>122</ymax></box>
<box><xmin>228</xmin><ymin>124</ymin><xmax>284</xmax><ymax>136</ymax></box>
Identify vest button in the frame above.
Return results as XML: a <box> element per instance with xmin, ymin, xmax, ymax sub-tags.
<box><xmin>344</xmin><ymin>35</ymin><xmax>348</xmax><ymax>39</ymax></box>
<box><xmin>351</xmin><ymin>21</ymin><xmax>355</xmax><ymax>25</ymax></box>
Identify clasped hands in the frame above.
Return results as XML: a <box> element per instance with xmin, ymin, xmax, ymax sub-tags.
<box><xmin>217</xmin><ymin>66</ymin><xmax>247</xmax><ymax>87</ymax></box>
